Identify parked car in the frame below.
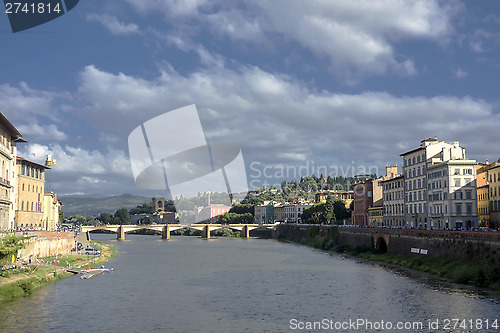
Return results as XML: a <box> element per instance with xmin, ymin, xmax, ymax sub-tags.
<box><xmin>84</xmin><ymin>247</ymin><xmax>101</xmax><ymax>255</ymax></box>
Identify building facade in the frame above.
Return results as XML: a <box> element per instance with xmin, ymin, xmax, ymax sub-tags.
<box><xmin>315</xmin><ymin>190</ymin><xmax>354</xmax><ymax>208</ymax></box>
<box><xmin>195</xmin><ymin>204</ymin><xmax>231</xmax><ymax>223</ymax></box>
<box><xmin>400</xmin><ymin>138</ymin><xmax>466</xmax><ymax>229</ymax></box>
<box><xmin>489</xmin><ymin>164</ymin><xmax>500</xmax><ymax>229</ymax></box>
<box><xmin>0</xmin><ymin>113</ymin><xmax>25</xmax><ymax>231</ymax></box>
<box><xmin>352</xmin><ymin>180</ymin><xmax>373</xmax><ymax>226</ymax></box>
<box><xmin>368</xmin><ymin>206</ymin><xmax>383</xmax><ymax>226</ymax></box>
<box><xmin>381</xmin><ymin>175</ymin><xmax>404</xmax><ymax>227</ymax></box>
<box><xmin>43</xmin><ymin>191</ymin><xmax>61</xmax><ymax>231</ymax></box>
<box><xmin>15</xmin><ymin>157</ymin><xmax>49</xmax><ymax>229</ymax></box>
<box><xmin>426</xmin><ymin>159</ymin><xmax>478</xmax><ymax>229</ymax></box>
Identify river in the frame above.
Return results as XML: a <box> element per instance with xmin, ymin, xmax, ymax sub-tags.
<box><xmin>0</xmin><ymin>234</ymin><xmax>499</xmax><ymax>333</ymax></box>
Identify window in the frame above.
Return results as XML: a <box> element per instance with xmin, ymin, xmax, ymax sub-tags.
<box><xmin>454</xmin><ymin>168</ymin><xmax>460</xmax><ymax>175</ymax></box>
<box><xmin>21</xmin><ymin>201</ymin><xmax>24</xmax><ymax>210</ymax></box>
<box><xmin>455</xmin><ymin>179</ymin><xmax>461</xmax><ymax>187</ymax></box>
<box><xmin>466</xmin><ymin>190</ymin><xmax>472</xmax><ymax>200</ymax></box>
<box><xmin>456</xmin><ymin>203</ymin><xmax>462</xmax><ymax>214</ymax></box>
<box><xmin>466</xmin><ymin>203</ymin><xmax>472</xmax><ymax>215</ymax></box>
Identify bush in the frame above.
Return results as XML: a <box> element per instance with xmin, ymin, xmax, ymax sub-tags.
<box><xmin>452</xmin><ymin>267</ymin><xmax>475</xmax><ymax>284</ymax></box>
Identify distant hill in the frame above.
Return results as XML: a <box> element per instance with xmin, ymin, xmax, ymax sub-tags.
<box><xmin>60</xmin><ymin>194</ymin><xmax>152</xmax><ymax>217</ymax></box>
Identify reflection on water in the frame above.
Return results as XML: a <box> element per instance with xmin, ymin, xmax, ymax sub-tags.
<box><xmin>0</xmin><ymin>235</ymin><xmax>499</xmax><ymax>333</ymax></box>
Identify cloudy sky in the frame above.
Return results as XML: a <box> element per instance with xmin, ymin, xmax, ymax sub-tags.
<box><xmin>1</xmin><ymin>0</ymin><xmax>499</xmax><ymax>198</ymax></box>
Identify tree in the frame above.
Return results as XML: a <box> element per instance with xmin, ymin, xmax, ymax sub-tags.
<box><xmin>99</xmin><ymin>212</ymin><xmax>113</xmax><ymax>225</ymax></box>
<box><xmin>333</xmin><ymin>200</ymin><xmax>350</xmax><ymax>221</ymax></box>
<box><xmin>324</xmin><ymin>196</ymin><xmax>336</xmax><ymax>223</ymax></box>
<box><xmin>301</xmin><ymin>203</ymin><xmax>325</xmax><ymax>224</ymax></box>
<box><xmin>113</xmin><ymin>208</ymin><xmax>130</xmax><ymax>225</ymax></box>
<box><xmin>129</xmin><ymin>203</ymin><xmax>154</xmax><ymax>215</ymax></box>
<box><xmin>0</xmin><ymin>234</ymin><xmax>25</xmax><ymax>264</ymax></box>
<box><xmin>229</xmin><ymin>204</ymin><xmax>254</xmax><ymax>216</ymax></box>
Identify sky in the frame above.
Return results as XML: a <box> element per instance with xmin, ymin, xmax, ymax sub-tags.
<box><xmin>0</xmin><ymin>0</ymin><xmax>499</xmax><ymax>198</ymax></box>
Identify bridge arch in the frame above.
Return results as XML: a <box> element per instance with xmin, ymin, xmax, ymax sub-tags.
<box><xmin>375</xmin><ymin>237</ymin><xmax>388</xmax><ymax>253</ymax></box>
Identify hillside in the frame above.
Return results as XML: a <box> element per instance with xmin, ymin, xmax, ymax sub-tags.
<box><xmin>60</xmin><ymin>194</ymin><xmax>152</xmax><ymax>217</ymax></box>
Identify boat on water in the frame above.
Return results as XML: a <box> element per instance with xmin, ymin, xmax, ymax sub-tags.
<box><xmin>67</xmin><ymin>267</ymin><xmax>113</xmax><ymax>279</ymax></box>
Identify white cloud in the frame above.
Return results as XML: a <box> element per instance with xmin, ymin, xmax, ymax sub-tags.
<box><xmin>0</xmin><ymin>82</ymin><xmax>63</xmax><ymax>122</ymax></box>
<box><xmin>6</xmin><ymin>61</ymin><xmax>498</xmax><ymax>195</ymax></box>
<box><xmin>124</xmin><ymin>0</ymin><xmax>209</xmax><ymax>17</ymax></box>
<box><xmin>453</xmin><ymin>68</ymin><xmax>468</xmax><ymax>79</ymax></box>
<box><xmin>124</xmin><ymin>0</ymin><xmax>462</xmax><ymax>82</ymax></box>
<box><xmin>17</xmin><ymin>124</ymin><xmax>68</xmax><ymax>141</ymax></box>
<box><xmin>18</xmin><ymin>143</ymin><xmax>134</xmax><ymax>196</ymax></box>
<box><xmin>87</xmin><ymin>13</ymin><xmax>140</xmax><ymax>35</ymax></box>
<box><xmin>74</xmin><ymin>65</ymin><xmax>499</xmax><ymax>176</ymax></box>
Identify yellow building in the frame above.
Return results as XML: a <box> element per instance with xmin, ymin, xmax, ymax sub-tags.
<box><xmin>0</xmin><ymin>112</ymin><xmax>25</xmax><ymax>231</ymax></box>
<box><xmin>489</xmin><ymin>164</ymin><xmax>500</xmax><ymax>229</ymax></box>
<box><xmin>477</xmin><ymin>161</ymin><xmax>500</xmax><ymax>229</ymax></box>
<box><xmin>477</xmin><ymin>184</ymin><xmax>490</xmax><ymax>227</ymax></box>
<box><xmin>15</xmin><ymin>157</ymin><xmax>50</xmax><ymax>229</ymax></box>
<box><xmin>368</xmin><ymin>206</ymin><xmax>383</xmax><ymax>226</ymax></box>
<box><xmin>315</xmin><ymin>190</ymin><xmax>354</xmax><ymax>208</ymax></box>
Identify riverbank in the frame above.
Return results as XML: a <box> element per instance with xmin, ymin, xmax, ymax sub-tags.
<box><xmin>0</xmin><ymin>240</ymin><xmax>118</xmax><ymax>302</ymax></box>
<box><xmin>280</xmin><ymin>234</ymin><xmax>500</xmax><ymax>291</ymax></box>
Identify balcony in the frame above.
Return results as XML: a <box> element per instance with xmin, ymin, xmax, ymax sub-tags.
<box><xmin>0</xmin><ymin>177</ymin><xmax>10</xmax><ymax>188</ymax></box>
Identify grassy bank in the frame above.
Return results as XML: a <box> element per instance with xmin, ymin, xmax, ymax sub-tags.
<box><xmin>280</xmin><ymin>228</ymin><xmax>500</xmax><ymax>291</ymax></box>
<box><xmin>0</xmin><ymin>240</ymin><xmax>118</xmax><ymax>302</ymax></box>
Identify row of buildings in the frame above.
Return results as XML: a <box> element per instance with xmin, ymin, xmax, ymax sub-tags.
<box><xmin>353</xmin><ymin>138</ymin><xmax>499</xmax><ymax>230</ymax></box>
<box><xmin>0</xmin><ymin>112</ymin><xmax>62</xmax><ymax>232</ymax></box>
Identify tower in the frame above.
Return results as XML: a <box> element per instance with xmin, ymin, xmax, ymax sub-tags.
<box><xmin>152</xmin><ymin>197</ymin><xmax>165</xmax><ymax>213</ymax></box>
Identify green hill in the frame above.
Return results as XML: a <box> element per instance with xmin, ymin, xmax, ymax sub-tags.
<box><xmin>60</xmin><ymin>194</ymin><xmax>152</xmax><ymax>217</ymax></box>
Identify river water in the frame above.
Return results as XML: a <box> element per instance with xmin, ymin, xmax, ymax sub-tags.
<box><xmin>0</xmin><ymin>235</ymin><xmax>499</xmax><ymax>333</ymax></box>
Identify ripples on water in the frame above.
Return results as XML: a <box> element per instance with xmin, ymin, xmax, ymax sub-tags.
<box><xmin>0</xmin><ymin>235</ymin><xmax>498</xmax><ymax>333</ymax></box>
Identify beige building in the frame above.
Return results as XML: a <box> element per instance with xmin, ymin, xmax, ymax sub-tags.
<box><xmin>43</xmin><ymin>191</ymin><xmax>61</xmax><ymax>231</ymax></box>
<box><xmin>0</xmin><ymin>113</ymin><xmax>25</xmax><ymax>231</ymax></box>
<box><xmin>15</xmin><ymin>157</ymin><xmax>50</xmax><ymax>229</ymax></box>
<box><xmin>426</xmin><ymin>159</ymin><xmax>478</xmax><ymax>229</ymax></box>
<box><xmin>381</xmin><ymin>174</ymin><xmax>405</xmax><ymax>227</ymax></box>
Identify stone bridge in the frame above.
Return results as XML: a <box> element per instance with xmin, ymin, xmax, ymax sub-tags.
<box><xmin>81</xmin><ymin>224</ymin><xmax>277</xmax><ymax>240</ymax></box>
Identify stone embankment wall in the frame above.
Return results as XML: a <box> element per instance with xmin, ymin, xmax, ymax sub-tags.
<box><xmin>275</xmin><ymin>225</ymin><xmax>500</xmax><ymax>264</ymax></box>
<box><xmin>19</xmin><ymin>232</ymin><xmax>75</xmax><ymax>260</ymax></box>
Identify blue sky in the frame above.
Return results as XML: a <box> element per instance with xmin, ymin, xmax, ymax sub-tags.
<box><xmin>0</xmin><ymin>0</ymin><xmax>499</xmax><ymax>198</ymax></box>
